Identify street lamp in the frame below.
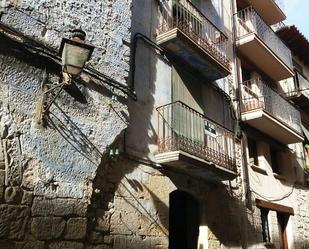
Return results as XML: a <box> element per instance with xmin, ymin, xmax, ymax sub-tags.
<box><xmin>36</xmin><ymin>30</ymin><xmax>95</xmax><ymax>127</ymax></box>
<box><xmin>59</xmin><ymin>29</ymin><xmax>95</xmax><ymax>77</ymax></box>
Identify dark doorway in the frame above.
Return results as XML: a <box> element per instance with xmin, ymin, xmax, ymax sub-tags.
<box><xmin>169</xmin><ymin>190</ymin><xmax>199</xmax><ymax>249</ymax></box>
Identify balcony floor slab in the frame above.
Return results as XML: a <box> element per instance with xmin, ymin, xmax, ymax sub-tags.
<box><xmin>241</xmin><ymin>109</ymin><xmax>304</xmax><ymax>144</ymax></box>
<box><xmin>157</xmin><ymin>28</ymin><xmax>230</xmax><ymax>81</ymax></box>
<box><xmin>287</xmin><ymin>93</ymin><xmax>309</xmax><ymax>108</ymax></box>
<box><xmin>237</xmin><ymin>33</ymin><xmax>294</xmax><ymax>81</ymax></box>
<box><xmin>155</xmin><ymin>150</ymin><xmax>237</xmax><ymax>182</ymax></box>
<box><xmin>247</xmin><ymin>0</ymin><xmax>286</xmax><ymax>25</ymax></box>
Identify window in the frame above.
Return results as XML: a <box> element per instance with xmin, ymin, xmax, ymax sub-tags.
<box><xmin>257</xmin><ymin>199</ymin><xmax>293</xmax><ymax>248</ymax></box>
<box><xmin>261</xmin><ymin>209</ymin><xmax>271</xmax><ymax>243</ymax></box>
<box><xmin>270</xmin><ymin>148</ymin><xmax>279</xmax><ymax>174</ymax></box>
<box><xmin>242</xmin><ymin>68</ymin><xmax>252</xmax><ymax>83</ymax></box>
<box><xmin>248</xmin><ymin>138</ymin><xmax>258</xmax><ymax>166</ymax></box>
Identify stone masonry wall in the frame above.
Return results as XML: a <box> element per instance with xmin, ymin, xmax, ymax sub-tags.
<box><xmin>0</xmin><ymin>0</ymin><xmax>132</xmax><ymax>248</ymax></box>
<box><xmin>243</xmin><ymin>186</ymin><xmax>309</xmax><ymax>249</ymax></box>
<box><xmin>292</xmin><ymin>186</ymin><xmax>309</xmax><ymax>249</ymax></box>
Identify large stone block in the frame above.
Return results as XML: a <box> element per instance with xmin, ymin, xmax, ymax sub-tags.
<box><xmin>21</xmin><ymin>190</ymin><xmax>34</xmax><ymax>205</ymax></box>
<box><xmin>31</xmin><ymin>217</ymin><xmax>65</xmax><ymax>240</ymax></box>
<box><xmin>110</xmin><ymin>198</ymin><xmax>141</xmax><ymax>235</ymax></box>
<box><xmin>0</xmin><ymin>240</ymin><xmax>24</xmax><ymax>249</ymax></box>
<box><xmin>86</xmin><ymin>245</ymin><xmax>111</xmax><ymax>249</ymax></box>
<box><xmin>150</xmin><ymin>237</ymin><xmax>168</xmax><ymax>249</ymax></box>
<box><xmin>113</xmin><ymin>235</ymin><xmax>151</xmax><ymax>249</ymax></box>
<box><xmin>22</xmin><ymin>158</ymin><xmax>43</xmax><ymax>191</ymax></box>
<box><xmin>89</xmin><ymin>231</ymin><xmax>105</xmax><ymax>244</ymax></box>
<box><xmin>65</xmin><ymin>217</ymin><xmax>87</xmax><ymax>240</ymax></box>
<box><xmin>48</xmin><ymin>241</ymin><xmax>84</xmax><ymax>249</ymax></box>
<box><xmin>2</xmin><ymin>137</ymin><xmax>23</xmax><ymax>186</ymax></box>
<box><xmin>95</xmin><ymin>209</ymin><xmax>111</xmax><ymax>232</ymax></box>
<box><xmin>23</xmin><ymin>241</ymin><xmax>45</xmax><ymax>249</ymax></box>
<box><xmin>31</xmin><ymin>197</ymin><xmax>88</xmax><ymax>217</ymax></box>
<box><xmin>148</xmin><ymin>175</ymin><xmax>173</xmax><ymax>205</ymax></box>
<box><xmin>0</xmin><ymin>204</ymin><xmax>30</xmax><ymax>240</ymax></box>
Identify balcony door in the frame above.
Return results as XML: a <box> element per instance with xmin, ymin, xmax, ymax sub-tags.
<box><xmin>172</xmin><ymin>66</ymin><xmax>204</xmax><ymax>145</ymax></box>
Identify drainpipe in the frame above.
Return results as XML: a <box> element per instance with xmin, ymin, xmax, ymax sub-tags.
<box><xmin>129</xmin><ymin>32</ymin><xmax>167</xmax><ymax>92</ymax></box>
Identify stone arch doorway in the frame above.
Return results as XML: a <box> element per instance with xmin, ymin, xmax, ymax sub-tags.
<box><xmin>169</xmin><ymin>190</ymin><xmax>199</xmax><ymax>249</ymax></box>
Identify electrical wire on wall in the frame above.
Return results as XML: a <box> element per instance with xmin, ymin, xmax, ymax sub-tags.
<box><xmin>0</xmin><ymin>21</ymin><xmax>137</xmax><ymax>100</ymax></box>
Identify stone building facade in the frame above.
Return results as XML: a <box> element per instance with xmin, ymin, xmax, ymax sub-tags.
<box><xmin>0</xmin><ymin>0</ymin><xmax>308</xmax><ymax>249</ymax></box>
<box><xmin>0</xmin><ymin>0</ymin><xmax>133</xmax><ymax>248</ymax></box>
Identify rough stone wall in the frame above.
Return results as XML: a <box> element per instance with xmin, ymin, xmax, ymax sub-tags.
<box><xmin>292</xmin><ymin>186</ymin><xmax>309</xmax><ymax>249</ymax></box>
<box><xmin>87</xmin><ymin>158</ymin><xmax>172</xmax><ymax>249</ymax></box>
<box><xmin>241</xmin><ymin>186</ymin><xmax>309</xmax><ymax>249</ymax></box>
<box><xmin>0</xmin><ymin>0</ymin><xmax>132</xmax><ymax>248</ymax></box>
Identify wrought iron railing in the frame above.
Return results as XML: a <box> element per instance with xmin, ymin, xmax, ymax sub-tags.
<box><xmin>158</xmin><ymin>0</ymin><xmax>231</xmax><ymax>70</ymax></box>
<box><xmin>295</xmin><ymin>72</ymin><xmax>309</xmax><ymax>99</ymax></box>
<box><xmin>240</xmin><ymin>79</ymin><xmax>302</xmax><ymax>133</ymax></box>
<box><xmin>156</xmin><ymin>101</ymin><xmax>236</xmax><ymax>172</ymax></box>
<box><xmin>236</xmin><ymin>7</ymin><xmax>293</xmax><ymax>69</ymax></box>
<box><xmin>284</xmin><ymin>72</ymin><xmax>309</xmax><ymax>99</ymax></box>
<box><xmin>281</xmin><ymin>72</ymin><xmax>309</xmax><ymax>100</ymax></box>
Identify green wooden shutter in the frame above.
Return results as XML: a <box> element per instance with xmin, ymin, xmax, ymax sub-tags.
<box><xmin>172</xmin><ymin>66</ymin><xmax>204</xmax><ymax>145</ymax></box>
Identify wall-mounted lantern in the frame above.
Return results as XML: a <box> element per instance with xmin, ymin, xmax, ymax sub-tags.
<box><xmin>59</xmin><ymin>29</ymin><xmax>95</xmax><ymax>77</ymax></box>
<box><xmin>36</xmin><ymin>29</ymin><xmax>95</xmax><ymax>127</ymax></box>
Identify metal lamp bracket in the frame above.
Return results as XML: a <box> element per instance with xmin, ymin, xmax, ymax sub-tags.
<box><xmin>35</xmin><ymin>70</ymin><xmax>72</xmax><ymax>127</ymax></box>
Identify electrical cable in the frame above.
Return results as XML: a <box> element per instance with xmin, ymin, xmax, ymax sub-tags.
<box><xmin>130</xmin><ymin>32</ymin><xmax>233</xmax><ymax>103</ymax></box>
<box><xmin>130</xmin><ymin>32</ymin><xmax>169</xmax><ymax>91</ymax></box>
<box><xmin>0</xmin><ymin>21</ymin><xmax>137</xmax><ymax>100</ymax></box>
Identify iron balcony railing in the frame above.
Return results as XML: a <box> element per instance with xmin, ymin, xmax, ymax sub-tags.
<box><xmin>284</xmin><ymin>72</ymin><xmax>309</xmax><ymax>100</ymax></box>
<box><xmin>295</xmin><ymin>72</ymin><xmax>309</xmax><ymax>98</ymax></box>
<box><xmin>240</xmin><ymin>79</ymin><xmax>302</xmax><ymax>133</ymax></box>
<box><xmin>156</xmin><ymin>101</ymin><xmax>236</xmax><ymax>172</ymax></box>
<box><xmin>236</xmin><ymin>7</ymin><xmax>293</xmax><ymax>69</ymax></box>
<box><xmin>158</xmin><ymin>0</ymin><xmax>231</xmax><ymax>70</ymax></box>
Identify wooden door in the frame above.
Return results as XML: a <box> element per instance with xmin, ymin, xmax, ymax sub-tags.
<box><xmin>277</xmin><ymin>213</ymin><xmax>289</xmax><ymax>249</ymax></box>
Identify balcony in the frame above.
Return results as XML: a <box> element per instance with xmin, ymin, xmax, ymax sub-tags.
<box><xmin>240</xmin><ymin>79</ymin><xmax>304</xmax><ymax>144</ymax></box>
<box><xmin>155</xmin><ymin>101</ymin><xmax>237</xmax><ymax>181</ymax></box>
<box><xmin>157</xmin><ymin>0</ymin><xmax>231</xmax><ymax>81</ymax></box>
<box><xmin>284</xmin><ymin>72</ymin><xmax>309</xmax><ymax>108</ymax></box>
<box><xmin>236</xmin><ymin>7</ymin><xmax>294</xmax><ymax>81</ymax></box>
<box><xmin>237</xmin><ymin>0</ymin><xmax>286</xmax><ymax>25</ymax></box>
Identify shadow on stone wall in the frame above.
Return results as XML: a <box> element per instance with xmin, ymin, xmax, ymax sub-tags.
<box><xmin>166</xmin><ymin>170</ymin><xmax>259</xmax><ymax>248</ymax></box>
<box><xmin>47</xmin><ymin>104</ymin><xmax>103</xmax><ymax>166</ymax></box>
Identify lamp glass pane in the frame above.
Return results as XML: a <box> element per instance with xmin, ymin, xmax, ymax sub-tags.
<box><xmin>62</xmin><ymin>43</ymin><xmax>91</xmax><ymax>75</ymax></box>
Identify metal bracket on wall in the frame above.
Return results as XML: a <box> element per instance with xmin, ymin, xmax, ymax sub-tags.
<box><xmin>35</xmin><ymin>69</ymin><xmax>71</xmax><ymax>127</ymax></box>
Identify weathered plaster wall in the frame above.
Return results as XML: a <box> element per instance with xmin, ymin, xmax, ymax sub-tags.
<box><xmin>242</xmin><ymin>132</ymin><xmax>309</xmax><ymax>249</ymax></box>
<box><xmin>0</xmin><ymin>0</ymin><xmax>132</xmax><ymax>248</ymax></box>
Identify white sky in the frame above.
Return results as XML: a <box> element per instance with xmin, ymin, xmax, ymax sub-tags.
<box><xmin>283</xmin><ymin>0</ymin><xmax>309</xmax><ymax>38</ymax></box>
